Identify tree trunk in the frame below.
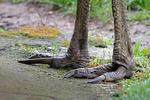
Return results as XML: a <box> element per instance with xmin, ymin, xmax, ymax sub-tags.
<box><xmin>18</xmin><ymin>0</ymin><xmax>91</xmax><ymax>68</ymax></box>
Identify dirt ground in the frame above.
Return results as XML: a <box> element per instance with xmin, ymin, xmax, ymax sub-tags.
<box><xmin>0</xmin><ymin>2</ymin><xmax>150</xmax><ymax>48</ymax></box>
<box><xmin>0</xmin><ymin>1</ymin><xmax>150</xmax><ymax>100</ymax></box>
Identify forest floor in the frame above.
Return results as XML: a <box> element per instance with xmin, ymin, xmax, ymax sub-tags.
<box><xmin>0</xmin><ymin>1</ymin><xmax>150</xmax><ymax>100</ymax></box>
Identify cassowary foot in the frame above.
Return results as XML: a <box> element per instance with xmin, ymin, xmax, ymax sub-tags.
<box><xmin>64</xmin><ymin>64</ymin><xmax>114</xmax><ymax>78</ymax></box>
<box><xmin>88</xmin><ymin>66</ymin><xmax>127</xmax><ymax>83</ymax></box>
<box><xmin>64</xmin><ymin>68</ymin><xmax>99</xmax><ymax>79</ymax></box>
<box><xmin>65</xmin><ymin>65</ymin><xmax>130</xmax><ymax>83</ymax></box>
<box><xmin>18</xmin><ymin>54</ymin><xmax>89</xmax><ymax>69</ymax></box>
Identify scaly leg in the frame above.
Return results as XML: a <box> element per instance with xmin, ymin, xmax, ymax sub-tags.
<box><xmin>64</xmin><ymin>64</ymin><xmax>116</xmax><ymax>78</ymax></box>
<box><xmin>88</xmin><ymin>66</ymin><xmax>127</xmax><ymax>83</ymax></box>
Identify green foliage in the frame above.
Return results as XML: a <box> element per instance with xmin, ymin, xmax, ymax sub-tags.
<box><xmin>115</xmin><ymin>41</ymin><xmax>150</xmax><ymax>100</ymax></box>
<box><xmin>14</xmin><ymin>43</ymin><xmax>48</xmax><ymax>55</ymax></box>
<box><xmin>105</xmin><ymin>36</ymin><xmax>113</xmax><ymax>45</ymax></box>
<box><xmin>11</xmin><ymin>0</ymin><xmax>150</xmax><ymax>22</ymax></box>
<box><xmin>129</xmin><ymin>10</ymin><xmax>150</xmax><ymax>21</ymax></box>
<box><xmin>89</xmin><ymin>49</ymin><xmax>112</xmax><ymax>66</ymax></box>
<box><xmin>0</xmin><ymin>27</ymin><xmax>4</xmax><ymax>33</ymax></box>
<box><xmin>88</xmin><ymin>33</ymin><xmax>113</xmax><ymax>48</ymax></box>
<box><xmin>95</xmin><ymin>44</ymin><xmax>107</xmax><ymax>48</ymax></box>
<box><xmin>132</xmin><ymin>42</ymin><xmax>149</xmax><ymax>69</ymax></box>
<box><xmin>90</xmin><ymin>0</ymin><xmax>112</xmax><ymax>22</ymax></box>
<box><xmin>115</xmin><ymin>78</ymin><xmax>150</xmax><ymax>100</ymax></box>
<box><xmin>88</xmin><ymin>33</ymin><xmax>106</xmax><ymax>47</ymax></box>
<box><xmin>127</xmin><ymin>0</ymin><xmax>150</xmax><ymax>10</ymax></box>
<box><xmin>12</xmin><ymin>0</ymin><xmax>26</xmax><ymax>3</ymax></box>
<box><xmin>59</xmin><ymin>40</ymin><xmax>69</xmax><ymax>47</ymax></box>
<box><xmin>133</xmin><ymin>41</ymin><xmax>149</xmax><ymax>56</ymax></box>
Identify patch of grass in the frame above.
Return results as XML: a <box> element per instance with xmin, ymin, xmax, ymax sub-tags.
<box><xmin>11</xmin><ymin>0</ymin><xmax>150</xmax><ymax>22</ymax></box>
<box><xmin>1</xmin><ymin>33</ymin><xmax>17</xmax><ymax>38</ymax></box>
<box><xmin>89</xmin><ymin>49</ymin><xmax>112</xmax><ymax>67</ymax></box>
<box><xmin>0</xmin><ymin>27</ymin><xmax>4</xmax><ymax>33</ymax></box>
<box><xmin>113</xmin><ymin>41</ymin><xmax>150</xmax><ymax>100</ymax></box>
<box><xmin>13</xmin><ymin>43</ymin><xmax>48</xmax><ymax>56</ymax></box>
<box><xmin>143</xmin><ymin>20</ymin><xmax>150</xmax><ymax>26</ymax></box>
<box><xmin>105</xmin><ymin>36</ymin><xmax>113</xmax><ymax>45</ymax></box>
<box><xmin>88</xmin><ymin>33</ymin><xmax>106</xmax><ymax>46</ymax></box>
<box><xmin>0</xmin><ymin>26</ymin><xmax>61</xmax><ymax>39</ymax></box>
<box><xmin>59</xmin><ymin>40</ymin><xmax>69</xmax><ymax>47</ymax></box>
<box><xmin>89</xmin><ymin>57</ymin><xmax>112</xmax><ymax>68</ymax></box>
<box><xmin>18</xmin><ymin>26</ymin><xmax>61</xmax><ymax>38</ymax></box>
<box><xmin>34</xmin><ymin>65</ymin><xmax>49</xmax><ymax>69</ymax></box>
<box><xmin>90</xmin><ymin>0</ymin><xmax>112</xmax><ymax>23</ymax></box>
<box><xmin>127</xmin><ymin>0</ymin><xmax>150</xmax><ymax>10</ymax></box>
<box><xmin>112</xmin><ymin>77</ymin><xmax>150</xmax><ymax>100</ymax></box>
<box><xmin>95</xmin><ymin>44</ymin><xmax>107</xmax><ymax>48</ymax></box>
<box><xmin>88</xmin><ymin>33</ymin><xmax>113</xmax><ymax>47</ymax></box>
<box><xmin>133</xmin><ymin>42</ymin><xmax>149</xmax><ymax>56</ymax></box>
<box><xmin>129</xmin><ymin>10</ymin><xmax>150</xmax><ymax>21</ymax></box>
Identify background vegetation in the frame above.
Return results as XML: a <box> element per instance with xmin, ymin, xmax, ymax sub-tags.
<box><xmin>112</xmin><ymin>42</ymin><xmax>150</xmax><ymax>100</ymax></box>
<box><xmin>11</xmin><ymin>0</ymin><xmax>150</xmax><ymax>22</ymax></box>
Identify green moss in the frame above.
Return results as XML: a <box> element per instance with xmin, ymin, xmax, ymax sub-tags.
<box><xmin>34</xmin><ymin>65</ymin><xmax>49</xmax><ymax>69</ymax></box>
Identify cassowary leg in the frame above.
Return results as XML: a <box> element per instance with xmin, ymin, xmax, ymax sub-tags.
<box><xmin>18</xmin><ymin>0</ymin><xmax>91</xmax><ymax>69</ymax></box>
<box><xmin>64</xmin><ymin>64</ymin><xmax>115</xmax><ymax>78</ymax></box>
<box><xmin>88</xmin><ymin>66</ymin><xmax>127</xmax><ymax>83</ymax></box>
